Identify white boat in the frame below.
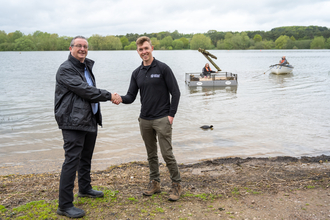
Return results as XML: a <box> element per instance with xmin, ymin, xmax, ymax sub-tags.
<box><xmin>269</xmin><ymin>64</ymin><xmax>294</xmax><ymax>75</ymax></box>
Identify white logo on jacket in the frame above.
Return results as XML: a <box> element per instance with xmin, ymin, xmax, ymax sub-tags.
<box><xmin>150</xmin><ymin>74</ymin><xmax>160</xmax><ymax>78</ymax></box>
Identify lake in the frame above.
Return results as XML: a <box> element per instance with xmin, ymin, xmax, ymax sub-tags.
<box><xmin>0</xmin><ymin>49</ymin><xmax>329</xmax><ymax>175</ymax></box>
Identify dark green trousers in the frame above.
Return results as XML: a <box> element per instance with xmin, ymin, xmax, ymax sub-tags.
<box><xmin>138</xmin><ymin>116</ymin><xmax>181</xmax><ymax>183</ymax></box>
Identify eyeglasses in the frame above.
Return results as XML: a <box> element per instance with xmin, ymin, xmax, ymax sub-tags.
<box><xmin>72</xmin><ymin>44</ymin><xmax>88</xmax><ymax>49</ymax></box>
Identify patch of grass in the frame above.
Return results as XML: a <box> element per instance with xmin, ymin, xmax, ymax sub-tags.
<box><xmin>128</xmin><ymin>197</ymin><xmax>138</xmax><ymax>202</ymax></box>
<box><xmin>0</xmin><ymin>205</ymin><xmax>7</xmax><ymax>213</ymax></box>
<box><xmin>75</xmin><ymin>187</ymin><xmax>118</xmax><ymax>207</ymax></box>
<box><xmin>306</xmin><ymin>185</ymin><xmax>315</xmax><ymax>189</ymax></box>
<box><xmin>11</xmin><ymin>200</ymin><xmax>58</xmax><ymax>219</ymax></box>
<box><xmin>183</xmin><ymin>192</ymin><xmax>220</xmax><ymax>201</ymax></box>
<box><xmin>153</xmin><ymin>207</ymin><xmax>164</xmax><ymax>213</ymax></box>
<box><xmin>231</xmin><ymin>187</ymin><xmax>240</xmax><ymax>195</ymax></box>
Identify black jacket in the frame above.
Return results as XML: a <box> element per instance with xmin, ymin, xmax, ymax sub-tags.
<box><xmin>54</xmin><ymin>53</ymin><xmax>112</xmax><ymax>132</ymax></box>
<box><xmin>121</xmin><ymin>58</ymin><xmax>180</xmax><ymax>120</ymax></box>
<box><xmin>202</xmin><ymin>67</ymin><xmax>215</xmax><ymax>75</ymax></box>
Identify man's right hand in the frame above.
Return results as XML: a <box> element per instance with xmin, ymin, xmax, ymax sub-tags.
<box><xmin>111</xmin><ymin>93</ymin><xmax>122</xmax><ymax>105</ymax></box>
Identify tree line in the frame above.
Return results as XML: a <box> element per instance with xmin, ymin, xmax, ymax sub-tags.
<box><xmin>1</xmin><ymin>26</ymin><xmax>330</xmax><ymax>51</ymax></box>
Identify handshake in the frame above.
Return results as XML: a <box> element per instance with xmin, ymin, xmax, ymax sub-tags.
<box><xmin>111</xmin><ymin>93</ymin><xmax>122</xmax><ymax>105</ymax></box>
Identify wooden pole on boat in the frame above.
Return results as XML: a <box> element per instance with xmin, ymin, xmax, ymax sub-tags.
<box><xmin>198</xmin><ymin>48</ymin><xmax>222</xmax><ymax>71</ymax></box>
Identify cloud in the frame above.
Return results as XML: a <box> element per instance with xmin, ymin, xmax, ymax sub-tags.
<box><xmin>0</xmin><ymin>0</ymin><xmax>329</xmax><ymax>37</ymax></box>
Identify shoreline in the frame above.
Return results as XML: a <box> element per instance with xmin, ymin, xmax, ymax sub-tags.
<box><xmin>1</xmin><ymin>154</ymin><xmax>329</xmax><ymax>176</ymax></box>
<box><xmin>1</xmin><ymin>155</ymin><xmax>329</xmax><ymax>219</ymax></box>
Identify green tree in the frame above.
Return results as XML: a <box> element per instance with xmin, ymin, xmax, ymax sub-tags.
<box><xmin>275</xmin><ymin>35</ymin><xmax>290</xmax><ymax>49</ymax></box>
<box><xmin>160</xmin><ymin>36</ymin><xmax>173</xmax><ymax>49</ymax></box>
<box><xmin>102</xmin><ymin>35</ymin><xmax>122</xmax><ymax>50</ymax></box>
<box><xmin>57</xmin><ymin>36</ymin><xmax>71</xmax><ymax>50</ymax></box>
<box><xmin>124</xmin><ymin>41</ymin><xmax>137</xmax><ymax>50</ymax></box>
<box><xmin>125</xmin><ymin>33</ymin><xmax>139</xmax><ymax>42</ymax></box>
<box><xmin>14</xmin><ymin>36</ymin><xmax>35</xmax><ymax>51</ymax></box>
<box><xmin>0</xmin><ymin>30</ymin><xmax>7</xmax><ymax>44</ymax></box>
<box><xmin>157</xmin><ymin>31</ymin><xmax>171</xmax><ymax>40</ymax></box>
<box><xmin>190</xmin><ymin>34</ymin><xmax>212</xmax><ymax>50</ymax></box>
<box><xmin>7</xmin><ymin>30</ymin><xmax>23</xmax><ymax>43</ymax></box>
<box><xmin>206</xmin><ymin>30</ymin><xmax>225</xmax><ymax>47</ymax></box>
<box><xmin>253</xmin><ymin>34</ymin><xmax>262</xmax><ymax>42</ymax></box>
<box><xmin>150</xmin><ymin>37</ymin><xmax>160</xmax><ymax>49</ymax></box>
<box><xmin>89</xmin><ymin>34</ymin><xmax>103</xmax><ymax>50</ymax></box>
<box><xmin>325</xmin><ymin>37</ymin><xmax>330</xmax><ymax>49</ymax></box>
<box><xmin>170</xmin><ymin>30</ymin><xmax>181</xmax><ymax>40</ymax></box>
<box><xmin>120</xmin><ymin>36</ymin><xmax>129</xmax><ymax>48</ymax></box>
<box><xmin>172</xmin><ymin>39</ymin><xmax>184</xmax><ymax>49</ymax></box>
<box><xmin>310</xmin><ymin>36</ymin><xmax>325</xmax><ymax>49</ymax></box>
<box><xmin>179</xmin><ymin>37</ymin><xmax>189</xmax><ymax>49</ymax></box>
<box><xmin>294</xmin><ymin>40</ymin><xmax>312</xmax><ymax>49</ymax></box>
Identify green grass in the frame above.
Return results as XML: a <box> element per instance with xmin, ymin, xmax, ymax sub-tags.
<box><xmin>3</xmin><ymin>187</ymin><xmax>119</xmax><ymax>220</ymax></box>
<box><xmin>0</xmin><ymin>205</ymin><xmax>7</xmax><ymax>213</ymax></box>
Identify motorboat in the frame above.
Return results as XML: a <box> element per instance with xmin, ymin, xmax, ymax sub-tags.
<box><xmin>269</xmin><ymin>64</ymin><xmax>294</xmax><ymax>75</ymax></box>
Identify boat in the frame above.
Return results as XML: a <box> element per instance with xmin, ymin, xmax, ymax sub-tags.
<box><xmin>185</xmin><ymin>48</ymin><xmax>238</xmax><ymax>87</ymax></box>
<box><xmin>185</xmin><ymin>72</ymin><xmax>238</xmax><ymax>87</ymax></box>
<box><xmin>269</xmin><ymin>64</ymin><xmax>294</xmax><ymax>75</ymax></box>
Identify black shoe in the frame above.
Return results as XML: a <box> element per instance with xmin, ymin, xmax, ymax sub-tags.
<box><xmin>78</xmin><ymin>189</ymin><xmax>104</xmax><ymax>198</ymax></box>
<box><xmin>57</xmin><ymin>206</ymin><xmax>85</xmax><ymax>218</ymax></box>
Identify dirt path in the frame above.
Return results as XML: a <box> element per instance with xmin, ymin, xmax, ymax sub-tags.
<box><xmin>1</xmin><ymin>155</ymin><xmax>330</xmax><ymax>219</ymax></box>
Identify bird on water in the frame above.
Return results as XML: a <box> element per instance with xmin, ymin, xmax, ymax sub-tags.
<box><xmin>200</xmin><ymin>125</ymin><xmax>213</xmax><ymax>129</ymax></box>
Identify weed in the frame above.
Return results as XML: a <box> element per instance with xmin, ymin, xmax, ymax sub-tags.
<box><xmin>0</xmin><ymin>205</ymin><xmax>7</xmax><ymax>213</ymax></box>
<box><xmin>10</xmin><ymin>200</ymin><xmax>58</xmax><ymax>219</ymax></box>
<box><xmin>154</xmin><ymin>207</ymin><xmax>164</xmax><ymax>213</ymax></box>
<box><xmin>231</xmin><ymin>187</ymin><xmax>240</xmax><ymax>195</ymax></box>
<box><xmin>128</xmin><ymin>197</ymin><xmax>138</xmax><ymax>202</ymax></box>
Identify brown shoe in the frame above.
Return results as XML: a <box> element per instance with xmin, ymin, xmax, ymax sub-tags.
<box><xmin>143</xmin><ymin>180</ymin><xmax>161</xmax><ymax>196</ymax></box>
<box><xmin>168</xmin><ymin>182</ymin><xmax>182</xmax><ymax>201</ymax></box>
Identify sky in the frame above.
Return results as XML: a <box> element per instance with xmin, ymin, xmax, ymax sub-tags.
<box><xmin>1</xmin><ymin>0</ymin><xmax>330</xmax><ymax>37</ymax></box>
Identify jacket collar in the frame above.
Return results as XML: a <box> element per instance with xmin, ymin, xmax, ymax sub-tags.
<box><xmin>68</xmin><ymin>53</ymin><xmax>94</xmax><ymax>70</ymax></box>
<box><xmin>139</xmin><ymin>57</ymin><xmax>156</xmax><ymax>70</ymax></box>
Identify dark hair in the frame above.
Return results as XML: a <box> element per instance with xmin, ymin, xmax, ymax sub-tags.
<box><xmin>70</xmin><ymin>36</ymin><xmax>88</xmax><ymax>47</ymax></box>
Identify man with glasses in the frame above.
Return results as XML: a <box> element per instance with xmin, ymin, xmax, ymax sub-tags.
<box><xmin>54</xmin><ymin>36</ymin><xmax>120</xmax><ymax>218</ymax></box>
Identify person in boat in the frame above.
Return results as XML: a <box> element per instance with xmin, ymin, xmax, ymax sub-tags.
<box><xmin>279</xmin><ymin>56</ymin><xmax>289</xmax><ymax>66</ymax></box>
<box><xmin>202</xmin><ymin>63</ymin><xmax>217</xmax><ymax>78</ymax></box>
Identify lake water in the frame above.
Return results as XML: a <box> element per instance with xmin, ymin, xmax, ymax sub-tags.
<box><xmin>0</xmin><ymin>50</ymin><xmax>330</xmax><ymax>175</ymax></box>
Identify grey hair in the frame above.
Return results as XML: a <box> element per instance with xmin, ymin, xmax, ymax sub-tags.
<box><xmin>70</xmin><ymin>36</ymin><xmax>88</xmax><ymax>46</ymax></box>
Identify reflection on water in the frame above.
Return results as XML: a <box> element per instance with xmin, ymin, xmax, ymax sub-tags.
<box><xmin>1</xmin><ymin>50</ymin><xmax>330</xmax><ymax>175</ymax></box>
<box><xmin>268</xmin><ymin>72</ymin><xmax>294</xmax><ymax>84</ymax></box>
